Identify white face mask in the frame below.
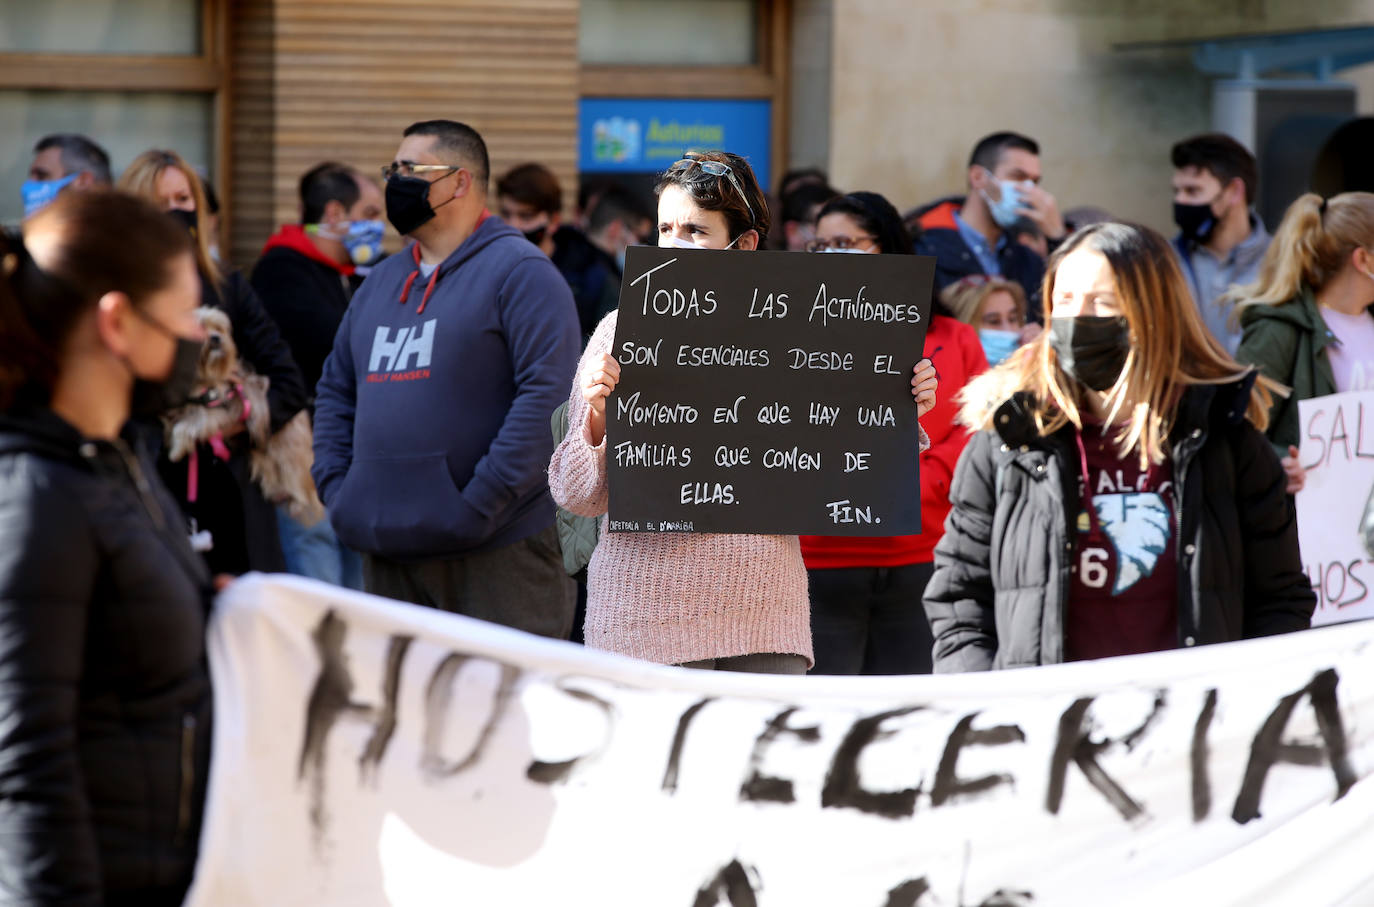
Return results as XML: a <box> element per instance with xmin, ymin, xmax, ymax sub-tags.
<box><xmin>659</xmin><ymin>233</ymin><xmax>743</xmax><ymax>251</ymax></box>
<box><xmin>817</xmin><ymin>247</ymin><xmax>871</xmax><ymax>254</ymax></box>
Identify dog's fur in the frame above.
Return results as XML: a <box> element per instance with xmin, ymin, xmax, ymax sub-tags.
<box><xmin>163</xmin><ymin>307</ymin><xmax>325</xmax><ymax>525</ymax></box>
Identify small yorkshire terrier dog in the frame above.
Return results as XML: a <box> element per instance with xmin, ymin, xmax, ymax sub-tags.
<box><xmin>163</xmin><ymin>307</ymin><xmax>325</xmax><ymax>525</ymax></box>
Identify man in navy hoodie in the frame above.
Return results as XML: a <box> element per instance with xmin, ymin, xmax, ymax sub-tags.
<box><xmin>313</xmin><ymin>120</ymin><xmax>580</xmax><ymax>637</ymax></box>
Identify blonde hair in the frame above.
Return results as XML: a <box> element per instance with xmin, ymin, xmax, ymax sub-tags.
<box><xmin>962</xmin><ymin>222</ymin><xmax>1273</xmax><ymax>468</ymax></box>
<box><xmin>118</xmin><ymin>149</ymin><xmax>220</xmax><ymax>286</ymax></box>
<box><xmin>940</xmin><ymin>274</ymin><xmax>1028</xmax><ymax>327</ymax></box>
<box><xmin>1229</xmin><ymin>191</ymin><xmax>1374</xmax><ymax>313</ymax></box>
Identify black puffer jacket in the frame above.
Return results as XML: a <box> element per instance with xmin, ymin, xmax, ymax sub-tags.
<box><xmin>0</xmin><ymin>404</ymin><xmax>213</xmax><ymax>904</ymax></box>
<box><xmin>923</xmin><ymin>376</ymin><xmax>1315</xmax><ymax>672</ymax></box>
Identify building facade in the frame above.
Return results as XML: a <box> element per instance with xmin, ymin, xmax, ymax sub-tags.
<box><xmin>3</xmin><ymin>0</ymin><xmax>1374</xmax><ymax>264</ymax></box>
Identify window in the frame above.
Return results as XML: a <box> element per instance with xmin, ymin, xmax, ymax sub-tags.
<box><xmin>0</xmin><ymin>0</ymin><xmax>202</xmax><ymax>55</ymax></box>
<box><xmin>0</xmin><ymin>0</ymin><xmax>225</xmax><ymax>227</ymax></box>
<box><xmin>580</xmin><ymin>0</ymin><xmax>759</xmax><ymax>66</ymax></box>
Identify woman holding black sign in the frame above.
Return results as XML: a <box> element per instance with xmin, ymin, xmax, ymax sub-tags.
<box><xmin>550</xmin><ymin>151</ymin><xmax>938</xmax><ymax>672</ymax></box>
<box><xmin>801</xmin><ymin>191</ymin><xmax>988</xmax><ymax>675</ymax></box>
<box><xmin>923</xmin><ymin>222</ymin><xmax>1314</xmax><ymax>672</ymax></box>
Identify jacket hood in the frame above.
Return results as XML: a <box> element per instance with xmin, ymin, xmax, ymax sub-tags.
<box><xmin>917</xmin><ymin>199</ymin><xmax>963</xmax><ymax>232</ymax></box>
<box><xmin>956</xmin><ymin>358</ymin><xmax>1035</xmax><ymax>433</ymax></box>
<box><xmin>260</xmin><ymin>224</ymin><xmax>355</xmax><ymax>276</ymax></box>
<box><xmin>1237</xmin><ymin>284</ymin><xmax>1324</xmax><ymax>332</ymax></box>
<box><xmin>431</xmin><ymin>210</ymin><xmax>516</xmax><ymax>280</ymax></box>
<box><xmin>0</xmin><ymin>402</ymin><xmax>92</xmax><ymax>465</ymax></box>
<box><xmin>957</xmin><ymin>359</ymin><xmax>1260</xmax><ymax>445</ymax></box>
<box><xmin>384</xmin><ymin>212</ymin><xmax>528</xmax><ymax>314</ymax></box>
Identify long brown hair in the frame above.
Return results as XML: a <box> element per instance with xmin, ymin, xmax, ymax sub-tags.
<box><xmin>0</xmin><ymin>190</ymin><xmax>192</xmax><ymax>408</ymax></box>
<box><xmin>962</xmin><ymin>222</ymin><xmax>1272</xmax><ymax>467</ymax></box>
<box><xmin>1229</xmin><ymin>191</ymin><xmax>1374</xmax><ymax>312</ymax></box>
<box><xmin>118</xmin><ymin>149</ymin><xmax>220</xmax><ymax>285</ymax></box>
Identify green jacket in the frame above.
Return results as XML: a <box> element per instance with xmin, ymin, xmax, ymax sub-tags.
<box><xmin>1235</xmin><ymin>285</ymin><xmax>1339</xmax><ymax>457</ymax></box>
<box><xmin>550</xmin><ymin>401</ymin><xmax>599</xmax><ymax>577</ymax></box>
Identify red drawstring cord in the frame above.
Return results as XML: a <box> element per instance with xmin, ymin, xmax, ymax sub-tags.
<box><xmin>398</xmin><ymin>209</ymin><xmax>493</xmax><ymax>313</ymax></box>
<box><xmin>398</xmin><ymin>243</ymin><xmax>440</xmax><ymax>312</ymax></box>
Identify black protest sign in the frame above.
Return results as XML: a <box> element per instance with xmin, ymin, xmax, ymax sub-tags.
<box><xmin>606</xmin><ymin>246</ymin><xmax>933</xmax><ymax>535</ymax></box>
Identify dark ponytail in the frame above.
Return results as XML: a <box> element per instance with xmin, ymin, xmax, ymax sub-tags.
<box><xmin>0</xmin><ymin>190</ymin><xmax>192</xmax><ymax>409</ymax></box>
<box><xmin>0</xmin><ymin>233</ymin><xmax>46</xmax><ymax>409</ymax></box>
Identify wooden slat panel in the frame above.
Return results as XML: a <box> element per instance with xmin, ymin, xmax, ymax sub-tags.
<box><xmin>227</xmin><ymin>0</ymin><xmax>276</xmax><ymax>265</ymax></box>
<box><xmin>0</xmin><ymin>54</ymin><xmax>221</xmax><ymax>91</ymax></box>
<box><xmin>227</xmin><ymin>0</ymin><xmax>580</xmax><ymax>268</ymax></box>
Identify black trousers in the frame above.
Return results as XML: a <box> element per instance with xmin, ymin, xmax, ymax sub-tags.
<box><xmin>807</xmin><ymin>562</ymin><xmax>935</xmax><ymax>675</ymax></box>
<box><xmin>363</xmin><ymin>525</ymin><xmax>575</xmax><ymax>640</ymax></box>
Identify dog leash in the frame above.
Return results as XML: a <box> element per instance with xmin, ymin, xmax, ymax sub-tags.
<box><xmin>185</xmin><ymin>381</ymin><xmax>252</xmax><ymax>505</ymax></box>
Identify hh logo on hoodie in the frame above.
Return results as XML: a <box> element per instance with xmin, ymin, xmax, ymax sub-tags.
<box><xmin>366</xmin><ymin>319</ymin><xmax>436</xmax><ymax>383</ymax></box>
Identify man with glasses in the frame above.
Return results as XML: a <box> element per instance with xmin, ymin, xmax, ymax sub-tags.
<box><xmin>312</xmin><ymin>119</ymin><xmax>581</xmax><ymax>638</ymax></box>
<box><xmin>914</xmin><ymin>131</ymin><xmax>1066</xmax><ymax>323</ymax></box>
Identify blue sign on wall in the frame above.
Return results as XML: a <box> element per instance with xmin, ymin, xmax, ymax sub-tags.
<box><xmin>579</xmin><ymin>98</ymin><xmax>772</xmax><ymax>192</ymax></box>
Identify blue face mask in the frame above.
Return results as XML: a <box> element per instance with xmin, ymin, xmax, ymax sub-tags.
<box><xmin>309</xmin><ymin>218</ymin><xmax>387</xmax><ymax>266</ymax></box>
<box><xmin>979</xmin><ymin>171</ymin><xmax>1030</xmax><ymax>230</ymax></box>
<box><xmin>978</xmin><ymin>328</ymin><xmax>1021</xmax><ymax>366</ymax></box>
<box><xmin>341</xmin><ymin>219</ymin><xmax>386</xmax><ymax>266</ymax></box>
<box><xmin>21</xmin><ymin>173</ymin><xmax>78</xmax><ymax>219</ymax></box>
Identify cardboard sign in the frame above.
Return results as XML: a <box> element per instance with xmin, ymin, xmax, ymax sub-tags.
<box><xmin>606</xmin><ymin>246</ymin><xmax>933</xmax><ymax>535</ymax></box>
<box><xmin>1297</xmin><ymin>390</ymin><xmax>1374</xmax><ymax>625</ymax></box>
<box><xmin>184</xmin><ymin>575</ymin><xmax>1374</xmax><ymax>907</ymax></box>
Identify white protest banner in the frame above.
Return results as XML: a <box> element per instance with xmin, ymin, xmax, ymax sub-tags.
<box><xmin>1297</xmin><ymin>390</ymin><xmax>1374</xmax><ymax>625</ymax></box>
<box><xmin>185</xmin><ymin>575</ymin><xmax>1374</xmax><ymax>907</ymax></box>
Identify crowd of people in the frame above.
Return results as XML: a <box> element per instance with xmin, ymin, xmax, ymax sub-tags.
<box><xmin>0</xmin><ymin>117</ymin><xmax>1346</xmax><ymax>899</ymax></box>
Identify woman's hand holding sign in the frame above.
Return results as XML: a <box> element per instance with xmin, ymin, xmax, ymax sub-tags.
<box><xmin>911</xmin><ymin>358</ymin><xmax>938</xmax><ymax>419</ymax></box>
<box><xmin>583</xmin><ymin>352</ymin><xmax>621</xmax><ymax>447</ymax></box>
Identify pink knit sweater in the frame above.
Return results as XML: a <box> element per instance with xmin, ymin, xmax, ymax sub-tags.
<box><xmin>549</xmin><ymin>312</ymin><xmax>928</xmax><ymax>668</ymax></box>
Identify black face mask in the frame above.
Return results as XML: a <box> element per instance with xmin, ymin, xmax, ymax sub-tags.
<box><xmin>1173</xmin><ymin>200</ymin><xmax>1217</xmax><ymax>245</ymax></box>
<box><xmin>167</xmin><ymin>207</ymin><xmax>199</xmax><ymax>239</ymax></box>
<box><xmin>522</xmin><ymin>223</ymin><xmax>549</xmax><ymax>246</ymax></box>
<box><xmin>130</xmin><ymin>332</ymin><xmax>204</xmax><ymax>419</ymax></box>
<box><xmin>1049</xmin><ymin>315</ymin><xmax>1131</xmax><ymax>392</ymax></box>
<box><xmin>386</xmin><ymin>174</ymin><xmax>453</xmax><ymax>236</ymax></box>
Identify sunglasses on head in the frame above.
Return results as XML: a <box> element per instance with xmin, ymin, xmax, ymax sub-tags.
<box><xmin>668</xmin><ymin>154</ymin><xmax>756</xmax><ymax>229</ymax></box>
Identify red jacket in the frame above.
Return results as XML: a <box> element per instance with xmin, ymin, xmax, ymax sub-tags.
<box><xmin>801</xmin><ymin>315</ymin><xmax>988</xmax><ymax>568</ymax></box>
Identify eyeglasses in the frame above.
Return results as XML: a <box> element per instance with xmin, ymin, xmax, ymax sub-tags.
<box><xmin>380</xmin><ymin>161</ymin><xmax>462</xmax><ymax>182</ymax></box>
<box><xmin>668</xmin><ymin>154</ymin><xmax>756</xmax><ymax>229</ymax></box>
<box><xmin>805</xmin><ymin>235</ymin><xmax>878</xmax><ymax>253</ymax></box>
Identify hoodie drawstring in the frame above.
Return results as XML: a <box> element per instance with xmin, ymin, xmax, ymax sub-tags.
<box><xmin>397</xmin><ymin>209</ymin><xmax>494</xmax><ymax>315</ymax></box>
<box><xmin>398</xmin><ymin>243</ymin><xmax>442</xmax><ymax>314</ymax></box>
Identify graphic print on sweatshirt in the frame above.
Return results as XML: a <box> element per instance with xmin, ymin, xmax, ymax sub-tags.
<box><xmin>365</xmin><ymin>318</ymin><xmax>436</xmax><ymax>383</ymax></box>
<box><xmin>1072</xmin><ymin>432</ymin><xmax>1176</xmax><ymax>601</ymax></box>
<box><xmin>1067</xmin><ymin>427</ymin><xmax>1179</xmax><ymax>661</ymax></box>
<box><xmin>1085</xmin><ymin>488</ymin><xmax>1172</xmax><ymax>595</ymax></box>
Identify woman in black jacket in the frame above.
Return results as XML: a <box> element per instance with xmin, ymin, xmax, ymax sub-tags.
<box><xmin>119</xmin><ymin>149</ymin><xmax>308</xmax><ymax>574</ymax></box>
<box><xmin>0</xmin><ymin>191</ymin><xmax>212</xmax><ymax>904</ymax></box>
<box><xmin>923</xmin><ymin>222</ymin><xmax>1314</xmax><ymax>672</ymax></box>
